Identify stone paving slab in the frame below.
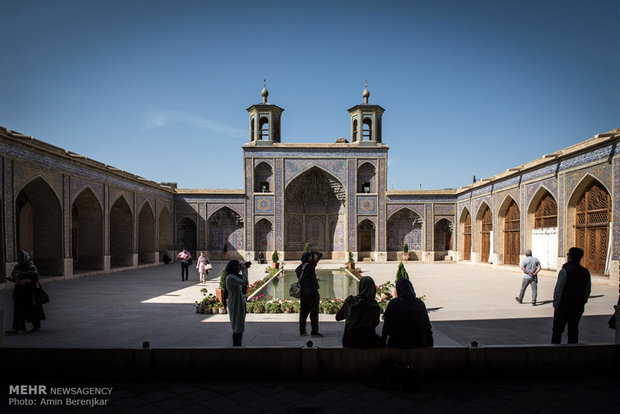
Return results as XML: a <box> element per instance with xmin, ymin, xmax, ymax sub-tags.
<box><xmin>1</xmin><ymin>262</ymin><xmax>618</xmax><ymax>348</ymax></box>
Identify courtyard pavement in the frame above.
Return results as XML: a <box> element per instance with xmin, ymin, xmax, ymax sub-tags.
<box><xmin>1</xmin><ymin>261</ymin><xmax>617</xmax><ymax>348</ymax></box>
<box><xmin>2</xmin><ymin>262</ymin><xmax>619</xmax><ymax>414</ymax></box>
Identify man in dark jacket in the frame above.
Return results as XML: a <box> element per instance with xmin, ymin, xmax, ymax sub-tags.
<box><xmin>551</xmin><ymin>247</ymin><xmax>591</xmax><ymax>344</ymax></box>
<box><xmin>296</xmin><ymin>251</ymin><xmax>323</xmax><ymax>337</ymax></box>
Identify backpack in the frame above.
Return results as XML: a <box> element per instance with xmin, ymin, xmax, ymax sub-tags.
<box><xmin>289</xmin><ymin>263</ymin><xmax>308</xmax><ymax>298</ymax></box>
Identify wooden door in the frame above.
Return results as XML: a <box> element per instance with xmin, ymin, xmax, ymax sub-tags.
<box><xmin>359</xmin><ymin>231</ymin><xmax>371</xmax><ymax>251</ymax></box>
<box><xmin>504</xmin><ymin>200</ymin><xmax>520</xmax><ymax>265</ymax></box>
<box><xmin>535</xmin><ymin>192</ymin><xmax>557</xmax><ymax>228</ymax></box>
<box><xmin>576</xmin><ymin>182</ymin><xmax>610</xmax><ymax>274</ymax></box>
<box><xmin>463</xmin><ymin>211</ymin><xmax>471</xmax><ymax>260</ymax></box>
<box><xmin>481</xmin><ymin>207</ymin><xmax>492</xmax><ymax>263</ymax></box>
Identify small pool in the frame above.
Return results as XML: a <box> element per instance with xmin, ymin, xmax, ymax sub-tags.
<box><xmin>259</xmin><ymin>269</ymin><xmax>359</xmax><ymax>300</ymax></box>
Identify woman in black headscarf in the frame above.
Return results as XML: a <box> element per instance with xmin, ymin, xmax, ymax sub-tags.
<box><xmin>381</xmin><ymin>278</ymin><xmax>433</xmax><ymax>348</ymax></box>
<box><xmin>5</xmin><ymin>250</ymin><xmax>46</xmax><ymax>335</ymax></box>
<box><xmin>335</xmin><ymin>276</ymin><xmax>384</xmax><ymax>348</ymax></box>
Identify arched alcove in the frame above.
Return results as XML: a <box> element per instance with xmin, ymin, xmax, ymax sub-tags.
<box><xmin>284</xmin><ymin>166</ymin><xmax>346</xmax><ymax>259</ymax></box>
<box><xmin>159</xmin><ymin>207</ymin><xmax>173</xmax><ymax>261</ymax></box>
<box><xmin>387</xmin><ymin>208</ymin><xmax>422</xmax><ymax>260</ymax></box>
<box><xmin>497</xmin><ymin>196</ymin><xmax>520</xmax><ymax>266</ymax></box>
<box><xmin>358</xmin><ymin>219</ymin><xmax>376</xmax><ymax>259</ymax></box>
<box><xmin>254</xmin><ymin>162</ymin><xmax>273</xmax><ymax>193</ymax></box>
<box><xmin>138</xmin><ymin>202</ymin><xmax>155</xmax><ymax>264</ymax></box>
<box><xmin>254</xmin><ymin>218</ymin><xmax>274</xmax><ymax>255</ymax></box>
<box><xmin>208</xmin><ymin>207</ymin><xmax>243</xmax><ymax>259</ymax></box>
<box><xmin>16</xmin><ymin>177</ymin><xmax>63</xmax><ymax>275</ymax></box>
<box><xmin>72</xmin><ymin>187</ymin><xmax>104</xmax><ymax>271</ymax></box>
<box><xmin>475</xmin><ymin>203</ymin><xmax>492</xmax><ymax>263</ymax></box>
<box><xmin>434</xmin><ymin>218</ymin><xmax>453</xmax><ymax>252</ymax></box>
<box><xmin>110</xmin><ymin>196</ymin><xmax>133</xmax><ymax>267</ymax></box>
<box><xmin>357</xmin><ymin>163</ymin><xmax>376</xmax><ymax>193</ymax></box>
<box><xmin>567</xmin><ymin>176</ymin><xmax>610</xmax><ymax>274</ymax></box>
<box><xmin>526</xmin><ymin>188</ymin><xmax>558</xmax><ymax>270</ymax></box>
<box><xmin>459</xmin><ymin>208</ymin><xmax>472</xmax><ymax>261</ymax></box>
<box><xmin>177</xmin><ymin>217</ymin><xmax>197</xmax><ymax>255</ymax></box>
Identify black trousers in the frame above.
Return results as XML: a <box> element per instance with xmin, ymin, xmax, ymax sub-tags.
<box><xmin>181</xmin><ymin>262</ymin><xmax>189</xmax><ymax>280</ymax></box>
<box><xmin>299</xmin><ymin>292</ymin><xmax>320</xmax><ymax>334</ymax></box>
<box><xmin>552</xmin><ymin>304</ymin><xmax>584</xmax><ymax>344</ymax></box>
<box><xmin>232</xmin><ymin>332</ymin><xmax>243</xmax><ymax>346</ymax></box>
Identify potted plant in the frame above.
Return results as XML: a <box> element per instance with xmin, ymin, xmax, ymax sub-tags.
<box><xmin>347</xmin><ymin>251</ymin><xmax>355</xmax><ymax>269</ymax></box>
<box><xmin>253</xmin><ymin>301</ymin><xmax>266</xmax><ymax>313</ymax></box>
<box><xmin>195</xmin><ymin>301</ymin><xmax>203</xmax><ymax>314</ymax></box>
<box><xmin>281</xmin><ymin>299</ymin><xmax>293</xmax><ymax>313</ymax></box>
<box><xmin>395</xmin><ymin>261</ymin><xmax>409</xmax><ymax>297</ymax></box>
<box><xmin>246</xmin><ymin>301</ymin><xmax>255</xmax><ymax>313</ymax></box>
<box><xmin>271</xmin><ymin>249</ymin><xmax>279</xmax><ymax>269</ymax></box>
<box><xmin>291</xmin><ymin>300</ymin><xmax>301</xmax><ymax>313</ymax></box>
<box><xmin>402</xmin><ymin>243</ymin><xmax>409</xmax><ymax>262</ymax></box>
<box><xmin>303</xmin><ymin>242</ymin><xmax>310</xmax><ymax>252</ymax></box>
<box><xmin>222</xmin><ymin>243</ymin><xmax>228</xmax><ymax>260</ymax></box>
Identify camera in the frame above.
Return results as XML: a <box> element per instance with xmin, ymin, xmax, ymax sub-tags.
<box><xmin>244</xmin><ymin>261</ymin><xmax>252</xmax><ymax>268</ymax></box>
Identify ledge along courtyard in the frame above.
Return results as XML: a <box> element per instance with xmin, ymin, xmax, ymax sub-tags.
<box><xmin>1</xmin><ymin>86</ymin><xmax>619</xmax><ymax>412</ymax></box>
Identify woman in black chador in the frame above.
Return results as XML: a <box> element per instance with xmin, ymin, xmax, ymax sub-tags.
<box><xmin>335</xmin><ymin>276</ymin><xmax>384</xmax><ymax>348</ymax></box>
<box><xmin>382</xmin><ymin>278</ymin><xmax>433</xmax><ymax>348</ymax></box>
<box><xmin>5</xmin><ymin>250</ymin><xmax>46</xmax><ymax>335</ymax></box>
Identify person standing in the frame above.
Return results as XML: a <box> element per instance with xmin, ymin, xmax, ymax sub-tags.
<box><xmin>296</xmin><ymin>251</ymin><xmax>323</xmax><ymax>337</ymax></box>
<box><xmin>516</xmin><ymin>249</ymin><xmax>541</xmax><ymax>306</ymax></box>
<box><xmin>552</xmin><ymin>247</ymin><xmax>591</xmax><ymax>344</ymax></box>
<box><xmin>176</xmin><ymin>249</ymin><xmax>192</xmax><ymax>281</ymax></box>
<box><xmin>5</xmin><ymin>250</ymin><xmax>46</xmax><ymax>335</ymax></box>
<box><xmin>225</xmin><ymin>260</ymin><xmax>249</xmax><ymax>346</ymax></box>
<box><xmin>196</xmin><ymin>252</ymin><xmax>210</xmax><ymax>284</ymax></box>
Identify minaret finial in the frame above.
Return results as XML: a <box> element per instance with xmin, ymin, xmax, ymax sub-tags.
<box><xmin>362</xmin><ymin>80</ymin><xmax>370</xmax><ymax>104</ymax></box>
<box><xmin>261</xmin><ymin>78</ymin><xmax>269</xmax><ymax>104</ymax></box>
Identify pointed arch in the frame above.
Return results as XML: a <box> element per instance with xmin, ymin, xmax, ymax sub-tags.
<box><xmin>254</xmin><ymin>161</ymin><xmax>273</xmax><ymax>193</ymax></box>
<box><xmin>459</xmin><ymin>207</ymin><xmax>472</xmax><ymax>261</ymax></box>
<box><xmin>497</xmin><ymin>196</ymin><xmax>520</xmax><ymax>265</ymax></box>
<box><xmin>284</xmin><ymin>164</ymin><xmax>346</xmax><ymax>194</ymax></box>
<box><xmin>177</xmin><ymin>217</ymin><xmax>197</xmax><ymax>254</ymax></box>
<box><xmin>475</xmin><ymin>202</ymin><xmax>493</xmax><ymax>263</ymax></box>
<box><xmin>138</xmin><ymin>202</ymin><xmax>155</xmax><ymax>264</ymax></box>
<box><xmin>16</xmin><ymin>176</ymin><xmax>64</xmax><ymax>275</ymax></box>
<box><xmin>525</xmin><ymin>187</ymin><xmax>558</xmax><ymax>270</ymax></box>
<box><xmin>434</xmin><ymin>218</ymin><xmax>453</xmax><ymax>252</ymax></box>
<box><xmin>387</xmin><ymin>207</ymin><xmax>422</xmax><ymax>259</ymax></box>
<box><xmin>207</xmin><ymin>207</ymin><xmax>243</xmax><ymax>259</ymax></box>
<box><xmin>110</xmin><ymin>196</ymin><xmax>133</xmax><ymax>267</ymax></box>
<box><xmin>72</xmin><ymin>187</ymin><xmax>104</xmax><ymax>270</ymax></box>
<box><xmin>158</xmin><ymin>206</ymin><xmax>173</xmax><ymax>260</ymax></box>
<box><xmin>357</xmin><ymin>219</ymin><xmax>376</xmax><ymax>258</ymax></box>
<box><xmin>357</xmin><ymin>162</ymin><xmax>376</xmax><ymax>193</ymax></box>
<box><xmin>567</xmin><ymin>175</ymin><xmax>611</xmax><ymax>274</ymax></box>
<box><xmin>254</xmin><ymin>218</ymin><xmax>274</xmax><ymax>254</ymax></box>
<box><xmin>284</xmin><ymin>166</ymin><xmax>346</xmax><ymax>259</ymax></box>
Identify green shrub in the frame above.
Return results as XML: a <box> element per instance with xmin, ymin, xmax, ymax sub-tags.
<box><xmin>396</xmin><ymin>261</ymin><xmax>409</xmax><ymax>281</ymax></box>
<box><xmin>272</xmin><ymin>249</ymin><xmax>279</xmax><ymax>263</ymax></box>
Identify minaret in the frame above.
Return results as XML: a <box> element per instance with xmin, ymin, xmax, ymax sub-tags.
<box><xmin>347</xmin><ymin>81</ymin><xmax>385</xmax><ymax>144</ymax></box>
<box><xmin>246</xmin><ymin>79</ymin><xmax>284</xmax><ymax>144</ymax></box>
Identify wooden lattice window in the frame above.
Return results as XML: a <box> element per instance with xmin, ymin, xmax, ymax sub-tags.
<box><xmin>534</xmin><ymin>192</ymin><xmax>557</xmax><ymax>228</ymax></box>
<box><xmin>481</xmin><ymin>206</ymin><xmax>492</xmax><ymax>263</ymax></box>
<box><xmin>504</xmin><ymin>200</ymin><xmax>520</xmax><ymax>265</ymax></box>
<box><xmin>576</xmin><ymin>182</ymin><xmax>610</xmax><ymax>274</ymax></box>
<box><xmin>463</xmin><ymin>211</ymin><xmax>471</xmax><ymax>261</ymax></box>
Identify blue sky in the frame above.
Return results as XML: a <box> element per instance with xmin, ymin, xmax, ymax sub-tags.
<box><xmin>1</xmin><ymin>0</ymin><xmax>618</xmax><ymax>190</ymax></box>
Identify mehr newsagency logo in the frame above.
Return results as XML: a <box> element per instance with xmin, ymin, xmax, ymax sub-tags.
<box><xmin>8</xmin><ymin>385</ymin><xmax>113</xmax><ymax>407</ymax></box>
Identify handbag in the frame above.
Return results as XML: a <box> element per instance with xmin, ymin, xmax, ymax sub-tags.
<box><xmin>32</xmin><ymin>281</ymin><xmax>49</xmax><ymax>305</ymax></box>
<box><xmin>289</xmin><ymin>263</ymin><xmax>307</xmax><ymax>299</ymax></box>
<box><xmin>205</xmin><ymin>263</ymin><xmax>213</xmax><ymax>271</ymax></box>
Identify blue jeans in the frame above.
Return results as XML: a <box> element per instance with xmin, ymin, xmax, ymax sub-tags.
<box><xmin>517</xmin><ymin>275</ymin><xmax>537</xmax><ymax>303</ymax></box>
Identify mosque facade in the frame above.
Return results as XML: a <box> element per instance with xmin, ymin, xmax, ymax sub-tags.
<box><xmin>1</xmin><ymin>85</ymin><xmax>618</xmax><ymax>288</ymax></box>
